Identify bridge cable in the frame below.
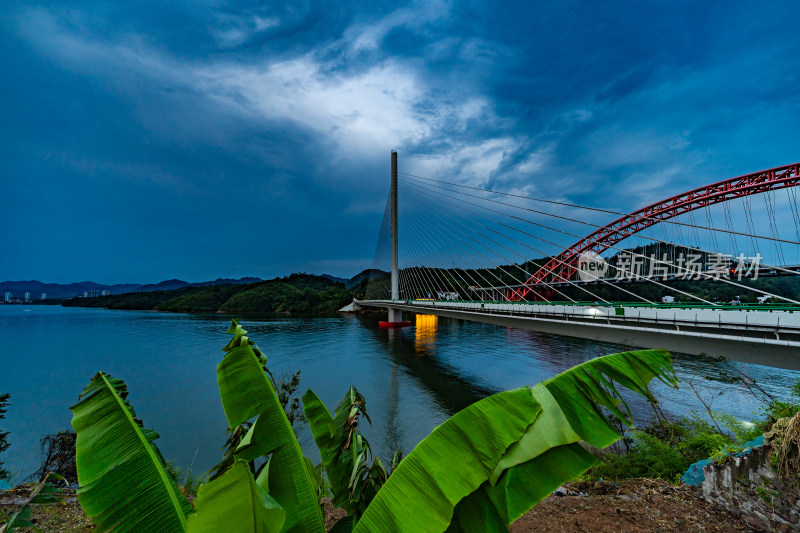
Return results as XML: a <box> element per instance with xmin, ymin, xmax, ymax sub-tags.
<box><xmin>403</xmin><ymin>175</ymin><xmax>800</xmax><ymax>274</ymax></box>
<box><xmin>408</xmin><ymin>176</ymin><xmax>800</xmax><ymax>305</ymax></box>
<box><xmin>397</xmin><ymin>214</ymin><xmax>435</xmax><ymax>299</ymax></box>
<box><xmin>705</xmin><ymin>205</ymin><xmax>721</xmax><ymax>255</ymax></box>
<box><xmin>400</xmin><ymin>219</ymin><xmax>462</xmax><ymax>300</ymax></box>
<box><xmin>400</xmin><ymin>200</ymin><xmax>514</xmax><ymax>300</ymax></box>
<box><xmin>786</xmin><ymin>187</ymin><xmax>800</xmax><ymax>265</ymax></box>
<box><xmin>722</xmin><ymin>201</ymin><xmax>737</xmax><ymax>259</ymax></box>
<box><xmin>404</xmin><ymin>185</ymin><xmax>583</xmax><ymax>303</ymax></box>
<box><xmin>399</xmin><ymin>171</ymin><xmax>800</xmax><ymax>246</ymax></box>
<box><xmin>405</xmin><ymin>179</ymin><xmax>654</xmax><ymax>304</ymax></box>
<box><xmin>404</xmin><ymin>182</ymin><xmax>619</xmax><ymax>304</ymax></box>
<box><xmin>741</xmin><ymin>196</ymin><xmax>759</xmax><ymax>257</ymax></box>
<box><xmin>366</xmin><ymin>192</ymin><xmax>393</xmax><ymax>299</ymax></box>
<box><xmin>396</xmin><ymin>235</ymin><xmax>419</xmax><ymax>299</ymax></box>
<box><xmin>403</xmin><ymin>176</ymin><xmax>800</xmax><ymax>303</ymax></box>
<box><xmin>404</xmin><ymin>180</ymin><xmax>666</xmax><ymax>305</ymax></box>
<box><xmin>406</xmin><ymin>202</ymin><xmax>541</xmax><ymax>303</ymax></box>
<box><xmin>399</xmin><ymin>213</ymin><xmax>448</xmax><ymax>299</ymax></box>
<box><xmin>403</xmin><ymin>177</ymin><xmax>800</xmax><ymax>306</ymax></box>
<box><xmin>404</xmin><ymin>178</ymin><xmax>715</xmax><ymax>305</ymax></box>
<box><xmin>400</xmin><ymin>192</ymin><xmax>491</xmax><ymax>298</ymax></box>
<box><xmin>764</xmin><ymin>192</ymin><xmax>786</xmax><ymax>266</ymax></box>
<box><xmin>401</xmin><ymin>187</ymin><xmax>540</xmax><ymax>302</ymax></box>
<box><xmin>406</xmin><ymin>188</ymin><xmax>581</xmax><ymax>303</ymax></box>
<box><xmin>402</xmin><ymin>183</ymin><xmax>577</xmax><ymax>302</ymax></box>
<box><xmin>403</xmin><ymin>216</ymin><xmax>488</xmax><ymax>300</ymax></box>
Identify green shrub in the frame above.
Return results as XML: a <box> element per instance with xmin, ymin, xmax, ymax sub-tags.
<box><xmin>588</xmin><ymin>379</ymin><xmax>800</xmax><ymax>484</ymax></box>
<box><xmin>165</xmin><ymin>461</ymin><xmax>207</xmax><ymax>497</ymax></box>
<box><xmin>588</xmin><ymin>414</ymin><xmax>734</xmax><ymax>482</ymax></box>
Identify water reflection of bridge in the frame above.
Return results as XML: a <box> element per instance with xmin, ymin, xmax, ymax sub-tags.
<box><xmin>414</xmin><ymin>314</ymin><xmax>438</xmax><ymax>356</ymax></box>
<box><xmin>360</xmin><ymin>315</ymin><xmax>495</xmax><ymax>416</ymax></box>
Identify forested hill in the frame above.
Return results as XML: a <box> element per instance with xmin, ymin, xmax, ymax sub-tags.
<box><xmin>62</xmin><ymin>273</ymin><xmax>371</xmax><ymax>314</ymax></box>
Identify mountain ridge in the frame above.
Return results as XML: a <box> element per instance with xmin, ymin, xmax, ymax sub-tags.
<box><xmin>0</xmin><ymin>273</ymin><xmax>374</xmax><ymax>300</ymax></box>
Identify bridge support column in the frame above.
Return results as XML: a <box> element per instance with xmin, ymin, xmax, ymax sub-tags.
<box><xmin>381</xmin><ymin>150</ymin><xmax>411</xmax><ymax>329</ymax></box>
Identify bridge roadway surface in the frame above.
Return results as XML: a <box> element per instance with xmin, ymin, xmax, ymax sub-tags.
<box><xmin>358</xmin><ymin>299</ymin><xmax>800</xmax><ymax>371</ymax></box>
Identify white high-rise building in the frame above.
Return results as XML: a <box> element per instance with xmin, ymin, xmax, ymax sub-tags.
<box><xmin>41</xmin><ymin>292</ymin><xmax>47</xmax><ymax>300</ymax></box>
<box><xmin>4</xmin><ymin>292</ymin><xmax>11</xmax><ymax>302</ymax></box>
<box><xmin>24</xmin><ymin>292</ymin><xmax>30</xmax><ymax>300</ymax></box>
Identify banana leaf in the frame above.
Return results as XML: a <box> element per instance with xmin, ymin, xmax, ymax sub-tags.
<box><xmin>353</xmin><ymin>387</ymin><xmax>542</xmax><ymax>532</ymax></box>
<box><xmin>186</xmin><ymin>460</ymin><xmax>285</xmax><ymax>533</ymax></box>
<box><xmin>209</xmin><ymin>423</ymin><xmax>249</xmax><ymax>481</ymax></box>
<box><xmin>70</xmin><ymin>372</ymin><xmax>192</xmax><ymax>532</ymax></box>
<box><xmin>354</xmin><ymin>349</ymin><xmax>676</xmax><ymax>533</ymax></box>
<box><xmin>543</xmin><ymin>348</ymin><xmax>677</xmax><ymax>449</ymax></box>
<box><xmin>329</xmin><ymin>517</ymin><xmax>355</xmax><ymax>533</ymax></box>
<box><xmin>217</xmin><ymin>320</ymin><xmax>275</xmax><ymax>428</ymax></box>
<box><xmin>479</xmin><ymin>349</ymin><xmax>678</xmax><ymax>525</ymax></box>
<box><xmin>217</xmin><ymin>320</ymin><xmax>325</xmax><ymax>533</ymax></box>
<box><xmin>302</xmin><ymin>387</ymin><xmax>376</xmax><ymax>517</ymax></box>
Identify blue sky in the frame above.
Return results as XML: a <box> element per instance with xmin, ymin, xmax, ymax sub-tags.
<box><xmin>1</xmin><ymin>0</ymin><xmax>798</xmax><ymax>283</ymax></box>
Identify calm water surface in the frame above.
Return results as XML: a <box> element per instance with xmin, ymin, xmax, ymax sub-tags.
<box><xmin>2</xmin><ymin>305</ymin><xmax>799</xmax><ymax>478</ymax></box>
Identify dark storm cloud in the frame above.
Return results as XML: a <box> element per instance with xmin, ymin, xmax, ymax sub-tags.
<box><xmin>1</xmin><ymin>0</ymin><xmax>798</xmax><ymax>282</ymax></box>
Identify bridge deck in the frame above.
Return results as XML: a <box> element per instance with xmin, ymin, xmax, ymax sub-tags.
<box><xmin>358</xmin><ymin>299</ymin><xmax>800</xmax><ymax>370</ymax></box>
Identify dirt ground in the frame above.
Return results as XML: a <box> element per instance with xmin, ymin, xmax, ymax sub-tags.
<box><xmin>320</xmin><ymin>479</ymin><xmax>755</xmax><ymax>532</ymax></box>
<box><xmin>2</xmin><ymin>479</ymin><xmax>756</xmax><ymax>532</ymax></box>
<box><xmin>511</xmin><ymin>479</ymin><xmax>754</xmax><ymax>533</ymax></box>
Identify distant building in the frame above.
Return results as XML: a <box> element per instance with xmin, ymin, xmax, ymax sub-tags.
<box><xmin>83</xmin><ymin>291</ymin><xmax>89</xmax><ymax>298</ymax></box>
<box><xmin>101</xmin><ymin>290</ymin><xmax>112</xmax><ymax>296</ymax></box>
<box><xmin>4</xmin><ymin>292</ymin><xmax>11</xmax><ymax>302</ymax></box>
<box><xmin>24</xmin><ymin>292</ymin><xmax>30</xmax><ymax>300</ymax></box>
<box><xmin>41</xmin><ymin>292</ymin><xmax>47</xmax><ymax>300</ymax></box>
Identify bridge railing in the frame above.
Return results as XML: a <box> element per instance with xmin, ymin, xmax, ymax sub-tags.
<box><xmin>361</xmin><ymin>298</ymin><xmax>800</xmax><ymax>312</ymax></box>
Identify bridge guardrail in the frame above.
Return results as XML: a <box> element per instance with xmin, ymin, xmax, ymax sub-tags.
<box><xmin>361</xmin><ymin>299</ymin><xmax>800</xmax><ymax>337</ymax></box>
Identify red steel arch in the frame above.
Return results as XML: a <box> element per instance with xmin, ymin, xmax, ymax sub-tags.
<box><xmin>510</xmin><ymin>162</ymin><xmax>800</xmax><ymax>301</ymax></box>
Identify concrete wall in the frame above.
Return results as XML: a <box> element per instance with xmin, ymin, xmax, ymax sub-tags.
<box><xmin>702</xmin><ymin>446</ymin><xmax>799</xmax><ymax>531</ymax></box>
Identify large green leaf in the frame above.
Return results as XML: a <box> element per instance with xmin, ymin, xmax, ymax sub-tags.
<box><xmin>70</xmin><ymin>372</ymin><xmax>192</xmax><ymax>532</ymax></box>
<box><xmin>444</xmin><ymin>485</ymin><xmax>507</xmax><ymax>533</ymax></box>
<box><xmin>302</xmin><ymin>387</ymin><xmax>381</xmax><ymax>518</ymax></box>
<box><xmin>186</xmin><ymin>460</ymin><xmax>285</xmax><ymax>533</ymax></box>
<box><xmin>217</xmin><ymin>320</ymin><xmax>325</xmax><ymax>533</ymax></box>
<box><xmin>353</xmin><ymin>387</ymin><xmax>542</xmax><ymax>532</ymax></box>
<box><xmin>217</xmin><ymin>320</ymin><xmax>275</xmax><ymax>428</ymax></box>
<box><xmin>231</xmin><ymin>412</ymin><xmax>325</xmax><ymax>533</ymax></box>
<box><xmin>542</xmin><ymin>348</ymin><xmax>677</xmax><ymax>449</ymax></box>
<box><xmin>354</xmin><ymin>349</ymin><xmax>676</xmax><ymax>533</ymax></box>
<box><xmin>301</xmin><ymin>390</ymin><xmax>337</xmax><ymax>483</ymax></box>
<box><xmin>472</xmin><ymin>349</ymin><xmax>677</xmax><ymax>527</ymax></box>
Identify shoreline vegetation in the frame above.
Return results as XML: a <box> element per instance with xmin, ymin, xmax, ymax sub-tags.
<box><xmin>61</xmin><ymin>273</ymin><xmax>374</xmax><ymax>315</ymax></box>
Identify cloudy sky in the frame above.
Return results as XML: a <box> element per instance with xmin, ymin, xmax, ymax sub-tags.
<box><xmin>2</xmin><ymin>0</ymin><xmax>798</xmax><ymax>283</ymax></box>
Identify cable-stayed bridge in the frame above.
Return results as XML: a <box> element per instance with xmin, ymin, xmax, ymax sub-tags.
<box><xmin>359</xmin><ymin>154</ymin><xmax>800</xmax><ymax>370</ymax></box>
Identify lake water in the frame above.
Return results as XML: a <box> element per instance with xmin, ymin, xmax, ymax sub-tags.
<box><xmin>2</xmin><ymin>305</ymin><xmax>799</xmax><ymax>480</ymax></box>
